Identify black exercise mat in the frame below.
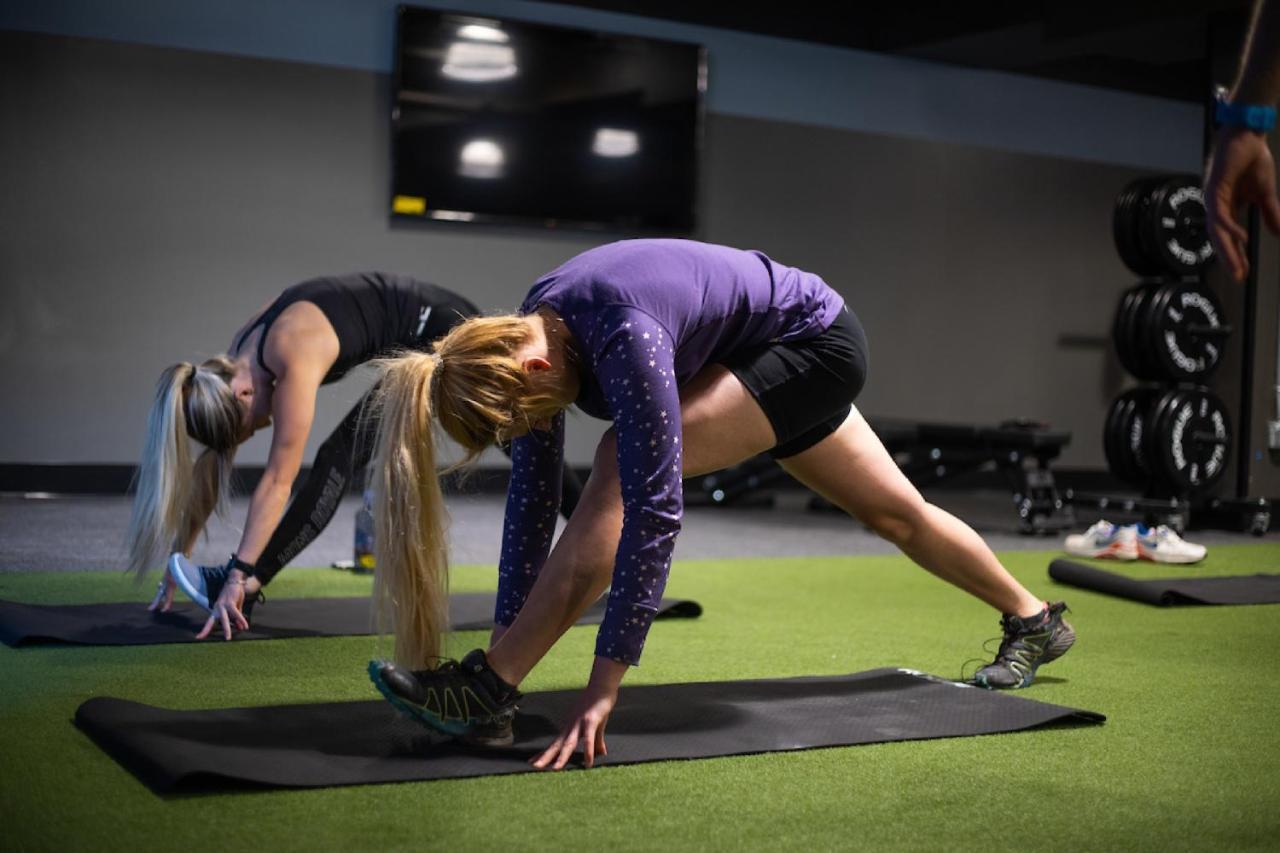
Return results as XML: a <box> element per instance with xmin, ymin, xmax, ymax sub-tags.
<box><xmin>75</xmin><ymin>668</ymin><xmax>1104</xmax><ymax>793</ymax></box>
<box><xmin>0</xmin><ymin>594</ymin><xmax>702</xmax><ymax>647</ymax></box>
<box><xmin>1049</xmin><ymin>559</ymin><xmax>1280</xmax><ymax>606</ymax></box>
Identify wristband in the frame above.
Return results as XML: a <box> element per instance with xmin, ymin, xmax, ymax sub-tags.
<box><xmin>229</xmin><ymin>555</ymin><xmax>257</xmax><ymax>577</ymax></box>
<box><xmin>1214</xmin><ymin>88</ymin><xmax>1277</xmax><ymax>132</ymax></box>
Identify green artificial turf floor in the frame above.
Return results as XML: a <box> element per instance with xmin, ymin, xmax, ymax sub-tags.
<box><xmin>2</xmin><ymin>544</ymin><xmax>1279</xmax><ymax>852</ymax></box>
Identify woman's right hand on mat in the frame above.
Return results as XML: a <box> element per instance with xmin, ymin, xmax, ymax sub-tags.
<box><xmin>531</xmin><ymin>656</ymin><xmax>627</xmax><ymax>771</ymax></box>
<box><xmin>196</xmin><ymin>570</ymin><xmax>251</xmax><ymax>641</ymax></box>
<box><xmin>147</xmin><ymin>572</ymin><xmax>176</xmax><ymax>612</ymax></box>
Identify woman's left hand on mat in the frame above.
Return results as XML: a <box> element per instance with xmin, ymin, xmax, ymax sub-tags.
<box><xmin>196</xmin><ymin>571</ymin><xmax>251</xmax><ymax>641</ymax></box>
<box><xmin>532</xmin><ymin>656</ymin><xmax>628</xmax><ymax>771</ymax></box>
<box><xmin>147</xmin><ymin>572</ymin><xmax>176</xmax><ymax>613</ymax></box>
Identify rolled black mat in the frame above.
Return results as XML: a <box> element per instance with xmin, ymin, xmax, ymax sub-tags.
<box><xmin>1049</xmin><ymin>559</ymin><xmax>1280</xmax><ymax>606</ymax></box>
<box><xmin>0</xmin><ymin>594</ymin><xmax>702</xmax><ymax>647</ymax></box>
<box><xmin>75</xmin><ymin>668</ymin><xmax>1103</xmax><ymax>793</ymax></box>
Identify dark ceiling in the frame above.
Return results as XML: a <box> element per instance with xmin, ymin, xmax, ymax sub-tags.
<box><xmin>547</xmin><ymin>1</ymin><xmax>1256</xmax><ymax>102</ymax></box>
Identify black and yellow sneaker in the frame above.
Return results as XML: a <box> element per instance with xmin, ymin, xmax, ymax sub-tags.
<box><xmin>368</xmin><ymin>649</ymin><xmax>521</xmax><ymax>746</ymax></box>
<box><xmin>973</xmin><ymin>601</ymin><xmax>1075</xmax><ymax>689</ymax></box>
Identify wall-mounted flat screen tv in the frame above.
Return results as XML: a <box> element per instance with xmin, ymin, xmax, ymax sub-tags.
<box><xmin>392</xmin><ymin>6</ymin><xmax>705</xmax><ymax>232</ymax></box>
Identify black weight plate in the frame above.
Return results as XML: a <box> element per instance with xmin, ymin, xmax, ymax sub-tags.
<box><xmin>1114</xmin><ymin>178</ymin><xmax>1165</xmax><ymax>277</ymax></box>
<box><xmin>1112</xmin><ymin>181</ymin><xmax>1134</xmax><ymax>270</ymax></box>
<box><xmin>1121</xmin><ymin>178</ymin><xmax>1162</xmax><ymax>274</ymax></box>
<box><xmin>1184</xmin><ymin>387</ymin><xmax>1232</xmax><ymax>492</ymax></box>
<box><xmin>1123</xmin><ymin>386</ymin><xmax>1159</xmax><ymax>485</ymax></box>
<box><xmin>1132</xmin><ymin>177</ymin><xmax>1170</xmax><ymax>278</ymax></box>
<box><xmin>1149</xmin><ymin>387</ymin><xmax>1232</xmax><ymax>494</ymax></box>
<box><xmin>1112</xmin><ymin>286</ymin><xmax>1144</xmax><ymax>377</ymax></box>
<box><xmin>1103</xmin><ymin>394</ymin><xmax>1129</xmax><ymax>482</ymax></box>
<box><xmin>1113</xmin><ymin>180</ymin><xmax>1148</xmax><ymax>275</ymax></box>
<box><xmin>1114</xmin><ymin>394</ymin><xmax>1144</xmax><ymax>486</ymax></box>
<box><xmin>1127</xmin><ymin>284</ymin><xmax>1164</xmax><ymax>381</ymax></box>
<box><xmin>1137</xmin><ymin>283</ymin><xmax>1175</xmax><ymax>381</ymax></box>
<box><xmin>1143</xmin><ymin>388</ymin><xmax>1183</xmax><ymax>494</ymax></box>
<box><xmin>1134</xmin><ymin>180</ymin><xmax>1165</xmax><ymax>275</ymax></box>
<box><xmin>1111</xmin><ymin>386</ymin><xmax>1160</xmax><ymax>489</ymax></box>
<box><xmin>1145</xmin><ymin>177</ymin><xmax>1213</xmax><ymax>276</ymax></box>
<box><xmin>1146</xmin><ymin>282</ymin><xmax>1227</xmax><ymax>382</ymax></box>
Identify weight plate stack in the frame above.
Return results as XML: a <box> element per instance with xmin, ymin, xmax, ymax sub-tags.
<box><xmin>1144</xmin><ymin>386</ymin><xmax>1232</xmax><ymax>495</ymax></box>
<box><xmin>1138</xmin><ymin>177</ymin><xmax>1213</xmax><ymax>277</ymax></box>
<box><xmin>1140</xmin><ymin>281</ymin><xmax>1227</xmax><ymax>382</ymax></box>
<box><xmin>1107</xmin><ymin>176</ymin><xmax>1230</xmax><ymax>501</ymax></box>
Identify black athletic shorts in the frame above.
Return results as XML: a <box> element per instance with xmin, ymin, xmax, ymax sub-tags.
<box><xmin>723</xmin><ymin>305</ymin><xmax>869</xmax><ymax>459</ymax></box>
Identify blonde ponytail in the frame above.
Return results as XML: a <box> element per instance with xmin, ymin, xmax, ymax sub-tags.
<box><xmin>368</xmin><ymin>314</ymin><xmax>556</xmax><ymax>668</ymax></box>
<box><xmin>125</xmin><ymin>357</ymin><xmax>241</xmax><ymax>578</ymax></box>
<box><xmin>371</xmin><ymin>353</ymin><xmax>450</xmax><ymax>668</ymax></box>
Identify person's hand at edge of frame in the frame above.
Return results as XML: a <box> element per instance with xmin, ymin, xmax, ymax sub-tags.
<box><xmin>1205</xmin><ymin>126</ymin><xmax>1280</xmax><ymax>281</ymax></box>
<box><xmin>147</xmin><ymin>571</ymin><xmax>177</xmax><ymax>612</ymax></box>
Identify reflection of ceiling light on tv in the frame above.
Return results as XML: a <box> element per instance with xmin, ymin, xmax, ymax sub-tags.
<box><xmin>442</xmin><ymin>41</ymin><xmax>517</xmax><ymax>82</ymax></box>
<box><xmin>430</xmin><ymin>209</ymin><xmax>476</xmax><ymax>222</ymax></box>
<box><xmin>458</xmin><ymin>23</ymin><xmax>509</xmax><ymax>43</ymax></box>
<box><xmin>459</xmin><ymin>139</ymin><xmax>504</xmax><ymax>179</ymax></box>
<box><xmin>592</xmin><ymin>128</ymin><xmax>640</xmax><ymax>158</ymax></box>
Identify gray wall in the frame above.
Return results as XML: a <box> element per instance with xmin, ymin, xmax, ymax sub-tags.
<box><xmin>1</xmin><ymin>30</ymin><xmax>1159</xmax><ymax>469</ymax></box>
<box><xmin>0</xmin><ymin>0</ymin><xmax>1202</xmax><ymax>171</ymax></box>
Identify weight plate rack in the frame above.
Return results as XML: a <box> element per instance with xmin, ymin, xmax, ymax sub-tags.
<box><xmin>1075</xmin><ymin>173</ymin><xmax>1267</xmax><ymax>534</ymax></box>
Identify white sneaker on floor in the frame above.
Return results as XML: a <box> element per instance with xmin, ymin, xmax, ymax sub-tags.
<box><xmin>1136</xmin><ymin>525</ymin><xmax>1207</xmax><ymax>564</ymax></box>
<box><xmin>1063</xmin><ymin>521</ymin><xmax>1138</xmax><ymax>560</ymax></box>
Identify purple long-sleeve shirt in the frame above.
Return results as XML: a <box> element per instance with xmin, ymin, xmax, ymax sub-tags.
<box><xmin>495</xmin><ymin>240</ymin><xmax>844</xmax><ymax>664</ymax></box>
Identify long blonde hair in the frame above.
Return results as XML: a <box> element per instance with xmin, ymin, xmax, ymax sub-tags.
<box><xmin>125</xmin><ymin>356</ymin><xmax>242</xmax><ymax>578</ymax></box>
<box><xmin>371</xmin><ymin>314</ymin><xmax>557</xmax><ymax>668</ymax></box>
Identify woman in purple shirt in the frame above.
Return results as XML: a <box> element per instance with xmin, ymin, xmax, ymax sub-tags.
<box><xmin>365</xmin><ymin>240</ymin><xmax>1074</xmax><ymax>770</ymax></box>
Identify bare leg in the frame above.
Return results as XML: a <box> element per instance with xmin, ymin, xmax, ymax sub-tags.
<box><xmin>486</xmin><ymin>366</ymin><xmax>777</xmax><ymax>686</ymax></box>
<box><xmin>779</xmin><ymin>406</ymin><xmax>1044</xmax><ymax>618</ymax></box>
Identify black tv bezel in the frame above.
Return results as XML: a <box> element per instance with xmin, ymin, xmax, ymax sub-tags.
<box><xmin>390</xmin><ymin>5</ymin><xmax>707</xmax><ymax>235</ymax></box>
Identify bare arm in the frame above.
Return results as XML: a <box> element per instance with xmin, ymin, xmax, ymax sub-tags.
<box><xmin>1232</xmin><ymin>0</ymin><xmax>1280</xmax><ymax>105</ymax></box>
<box><xmin>195</xmin><ymin>366</ymin><xmax>321</xmax><ymax>639</ymax></box>
<box><xmin>233</xmin><ymin>305</ymin><xmax>336</xmax><ymax>570</ymax></box>
<box><xmin>195</xmin><ymin>314</ymin><xmax>332</xmax><ymax>639</ymax></box>
<box><xmin>233</xmin><ymin>370</ymin><xmax>320</xmax><ymax>566</ymax></box>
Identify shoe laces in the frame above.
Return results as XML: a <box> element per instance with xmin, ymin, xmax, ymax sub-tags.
<box><xmin>409</xmin><ymin>656</ymin><xmax>462</xmax><ymax>678</ymax></box>
<box><xmin>200</xmin><ymin>562</ymin><xmax>232</xmax><ymax>582</ymax></box>
<box><xmin>1084</xmin><ymin>520</ymin><xmax>1114</xmax><ymax>538</ymax></box>
<box><xmin>959</xmin><ymin>610</ymin><xmax>1048</xmax><ymax>681</ymax></box>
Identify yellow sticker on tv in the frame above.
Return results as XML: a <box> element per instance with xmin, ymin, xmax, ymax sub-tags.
<box><xmin>392</xmin><ymin>195</ymin><xmax>426</xmax><ymax>215</ymax></box>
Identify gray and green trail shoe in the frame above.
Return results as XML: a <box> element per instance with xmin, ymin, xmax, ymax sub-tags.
<box><xmin>368</xmin><ymin>649</ymin><xmax>521</xmax><ymax>746</ymax></box>
<box><xmin>973</xmin><ymin>601</ymin><xmax>1075</xmax><ymax>689</ymax></box>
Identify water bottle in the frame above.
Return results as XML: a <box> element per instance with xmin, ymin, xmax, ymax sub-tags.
<box><xmin>353</xmin><ymin>488</ymin><xmax>375</xmax><ymax>574</ymax></box>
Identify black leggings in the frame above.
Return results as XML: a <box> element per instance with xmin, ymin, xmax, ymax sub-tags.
<box><xmin>252</xmin><ymin>394</ymin><xmax>584</xmax><ymax>585</ymax></box>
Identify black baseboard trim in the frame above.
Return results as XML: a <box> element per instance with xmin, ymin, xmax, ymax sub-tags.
<box><xmin>2</xmin><ymin>462</ymin><xmax>1121</xmax><ymax>498</ymax></box>
<box><xmin>0</xmin><ymin>464</ymin><xmax>529</xmax><ymax>497</ymax></box>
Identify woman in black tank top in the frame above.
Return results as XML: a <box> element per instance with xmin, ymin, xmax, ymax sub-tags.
<box><xmin>125</xmin><ymin>273</ymin><xmax>582</xmax><ymax>640</ymax></box>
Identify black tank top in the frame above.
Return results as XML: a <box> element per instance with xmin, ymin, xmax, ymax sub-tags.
<box><xmin>234</xmin><ymin>273</ymin><xmax>478</xmax><ymax>384</ymax></box>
